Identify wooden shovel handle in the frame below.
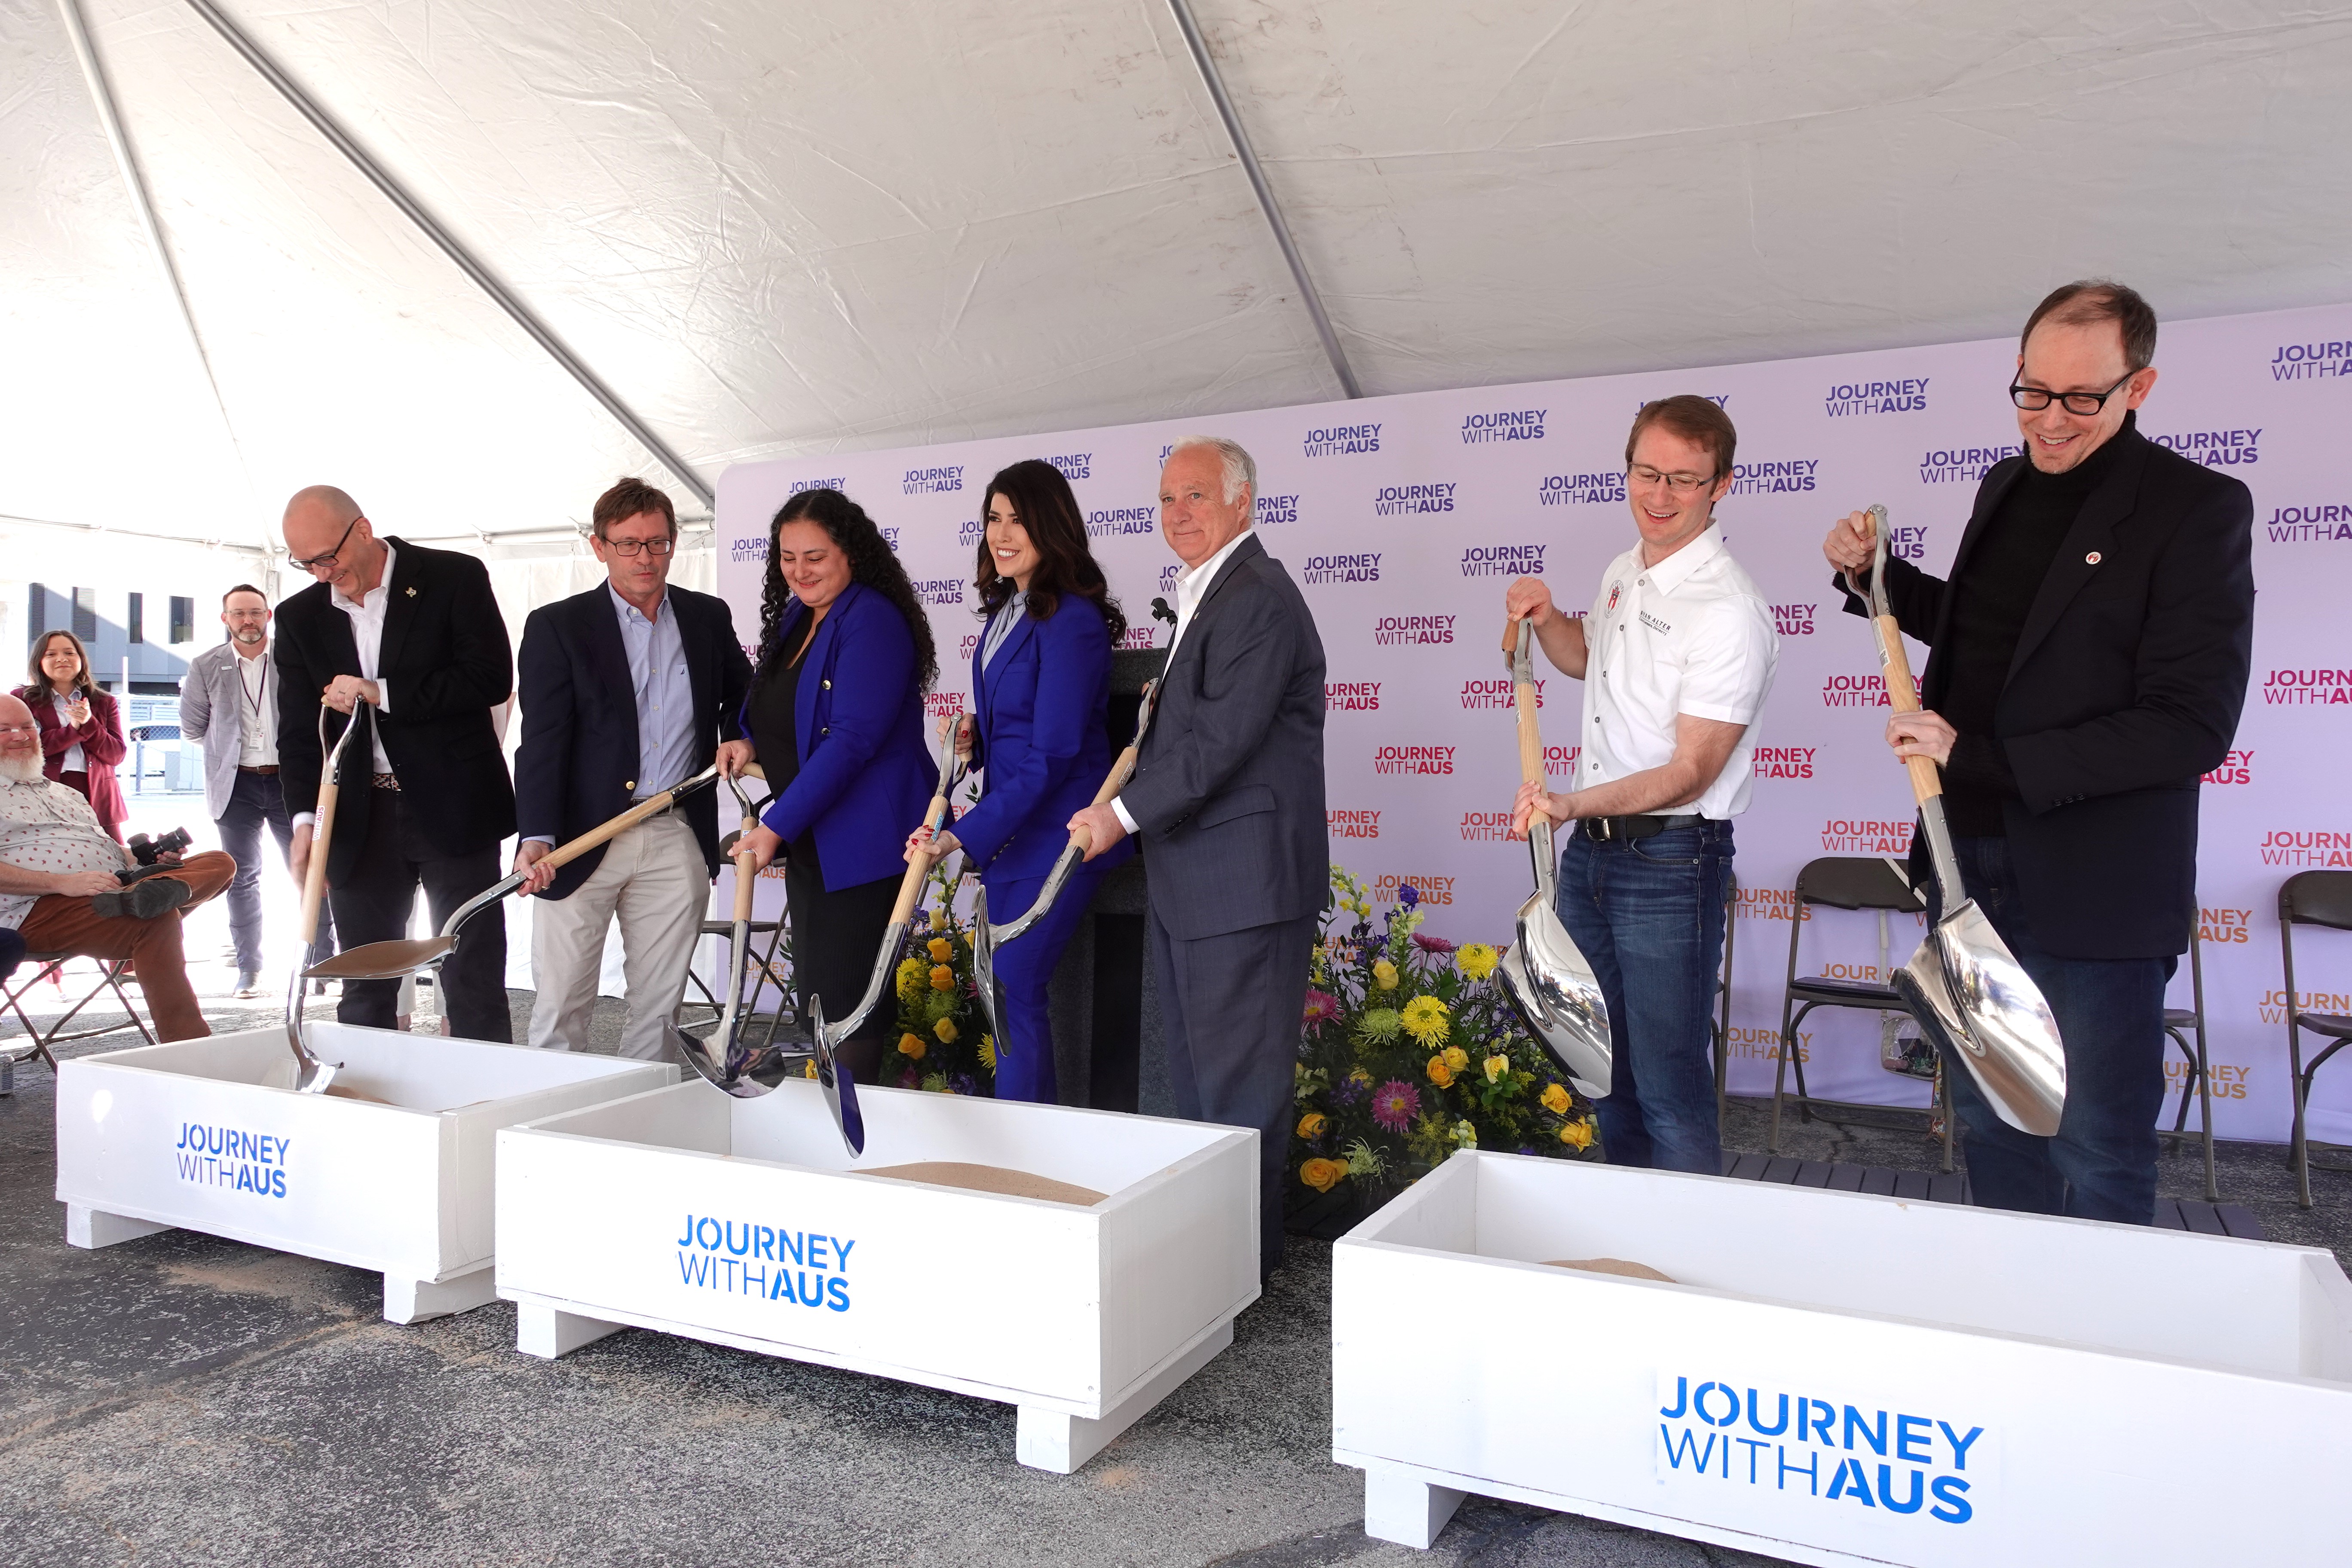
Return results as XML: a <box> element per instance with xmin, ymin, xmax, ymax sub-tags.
<box><xmin>538</xmin><ymin>789</ymin><xmax>691</xmax><ymax>874</ymax></box>
<box><xmin>733</xmin><ymin>802</ymin><xmax>759</xmax><ymax>922</ymax></box>
<box><xmin>1063</xmin><ymin>743</ymin><xmax>1143</xmax><ymax>855</ymax></box>
<box><xmin>1874</xmin><ymin>614</ymin><xmax>1943</xmax><ymax>804</ymax></box>
<box><xmin>888</xmin><ymin>790</ymin><xmax>955</xmax><ymax>925</ymax></box>
<box><xmin>1514</xmin><ymin>677</ymin><xmax>1545</xmax><ymax>787</ymax></box>
<box><xmin>296</xmin><ymin>771</ymin><xmax>338</xmax><ymax>948</ymax></box>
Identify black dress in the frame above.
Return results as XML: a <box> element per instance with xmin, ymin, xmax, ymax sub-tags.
<box><xmin>746</xmin><ymin>618</ymin><xmax>902</xmax><ymax>1069</ymax></box>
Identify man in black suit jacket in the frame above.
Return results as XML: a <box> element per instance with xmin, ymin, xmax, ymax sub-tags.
<box><xmin>279</xmin><ymin>485</ymin><xmax>518</xmax><ymax>1041</ymax></box>
<box><xmin>1070</xmin><ymin>436</ymin><xmax>1327</xmax><ymax>1283</ymax></box>
<box><xmin>1825</xmin><ymin>281</ymin><xmax>2254</xmax><ymax>1224</ymax></box>
<box><xmin>513</xmin><ymin>478</ymin><xmax>754</xmax><ymax>1060</ymax></box>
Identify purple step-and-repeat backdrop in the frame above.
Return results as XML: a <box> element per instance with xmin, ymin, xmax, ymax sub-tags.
<box><xmin>716</xmin><ymin>302</ymin><xmax>2352</xmax><ymax>1143</ymax></box>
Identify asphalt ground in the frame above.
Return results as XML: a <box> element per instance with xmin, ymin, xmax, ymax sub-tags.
<box><xmin>2</xmin><ymin>894</ymin><xmax>2346</xmax><ymax>1565</ymax></box>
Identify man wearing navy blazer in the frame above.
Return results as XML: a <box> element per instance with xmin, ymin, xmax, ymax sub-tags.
<box><xmin>514</xmin><ymin>478</ymin><xmax>754</xmax><ymax>1060</ymax></box>
<box><xmin>1069</xmin><ymin>436</ymin><xmax>1328</xmax><ymax>1283</ymax></box>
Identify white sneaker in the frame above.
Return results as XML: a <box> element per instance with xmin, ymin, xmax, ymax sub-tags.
<box><xmin>233</xmin><ymin>973</ymin><xmax>264</xmax><ymax>999</ymax></box>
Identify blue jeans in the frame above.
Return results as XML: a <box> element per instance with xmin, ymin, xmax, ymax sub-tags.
<box><xmin>1555</xmin><ymin>820</ymin><xmax>1732</xmax><ymax>1174</ymax></box>
<box><xmin>217</xmin><ymin>769</ymin><xmax>333</xmax><ymax>977</ymax></box>
<box><xmin>1932</xmin><ymin>836</ymin><xmax>2170</xmax><ymax>1224</ymax></box>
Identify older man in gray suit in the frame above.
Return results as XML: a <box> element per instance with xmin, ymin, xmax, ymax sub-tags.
<box><xmin>1070</xmin><ymin>435</ymin><xmax>1327</xmax><ymax>1283</ymax></box>
<box><xmin>180</xmin><ymin>584</ymin><xmax>332</xmax><ymax>995</ymax></box>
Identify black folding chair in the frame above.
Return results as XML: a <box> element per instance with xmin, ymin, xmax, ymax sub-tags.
<box><xmin>2157</xmin><ymin>905</ymin><xmax>2217</xmax><ymax>1202</ymax></box>
<box><xmin>0</xmin><ymin>949</ymin><xmax>154</xmax><ymax>1094</ymax></box>
<box><xmin>2278</xmin><ymin>870</ymin><xmax>2352</xmax><ymax>1209</ymax></box>
<box><xmin>1769</xmin><ymin>856</ymin><xmax>1953</xmax><ymax>1173</ymax></box>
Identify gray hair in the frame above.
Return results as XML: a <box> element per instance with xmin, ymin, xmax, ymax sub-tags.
<box><xmin>1167</xmin><ymin>435</ymin><xmax>1256</xmax><ymax>508</ymax></box>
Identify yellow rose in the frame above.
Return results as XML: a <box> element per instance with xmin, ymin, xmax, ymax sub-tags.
<box><xmin>1372</xmin><ymin>959</ymin><xmax>1399</xmax><ymax>990</ymax></box>
<box><xmin>1540</xmin><ymin>1082</ymin><xmax>1571</xmax><ymax>1115</ymax></box>
<box><xmin>1560</xmin><ymin>1118</ymin><xmax>1596</xmax><ymax>1151</ymax></box>
<box><xmin>1483</xmin><ymin>1054</ymin><xmax>1509</xmax><ymax>1084</ymax></box>
<box><xmin>1348</xmin><ymin>1067</ymin><xmax>1373</xmax><ymax>1085</ymax></box>
<box><xmin>929</xmin><ymin>964</ymin><xmax>956</xmax><ymax>992</ymax></box>
<box><xmin>1442</xmin><ymin>1044</ymin><xmax>1469</xmax><ymax>1074</ymax></box>
<box><xmin>803</xmin><ymin>1059</ymin><xmax>819</xmax><ymax>1080</ymax></box>
<box><xmin>1456</xmin><ymin>943</ymin><xmax>1500</xmax><ymax>982</ymax></box>
<box><xmin>1297</xmin><ymin>1112</ymin><xmax>1329</xmax><ymax>1141</ymax></box>
<box><xmin>1298</xmin><ymin>1158</ymin><xmax>1345</xmax><ymax>1193</ymax></box>
<box><xmin>898</xmin><ymin>1032</ymin><xmax>927</xmax><ymax>1060</ymax></box>
<box><xmin>1426</xmin><ymin>1054</ymin><xmax>1455</xmax><ymax>1089</ymax></box>
<box><xmin>927</xmin><ymin>937</ymin><xmax>953</xmax><ymax>962</ymax></box>
<box><xmin>934</xmin><ymin>1017</ymin><xmax>959</xmax><ymax>1044</ymax></box>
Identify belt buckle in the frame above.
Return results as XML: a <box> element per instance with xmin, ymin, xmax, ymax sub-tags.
<box><xmin>1589</xmin><ymin>817</ymin><xmax>1614</xmax><ymax>843</ymax></box>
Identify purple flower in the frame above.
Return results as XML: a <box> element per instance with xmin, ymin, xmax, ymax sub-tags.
<box><xmin>1412</xmin><ymin>933</ymin><xmax>1458</xmax><ymax>954</ymax></box>
<box><xmin>949</xmin><ymin>1073</ymin><xmax>977</xmax><ymax>1097</ymax></box>
<box><xmin>1329</xmin><ymin>1076</ymin><xmax>1366</xmax><ymax>1106</ymax></box>
<box><xmin>1302</xmin><ymin>988</ymin><xmax>1341</xmax><ymax>1026</ymax></box>
<box><xmin>1372</xmin><ymin>1080</ymin><xmax>1420</xmax><ymax>1131</ymax></box>
<box><xmin>1398</xmin><ymin>884</ymin><xmax>1421</xmax><ymax>909</ymax></box>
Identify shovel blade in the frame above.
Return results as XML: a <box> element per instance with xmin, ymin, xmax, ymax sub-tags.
<box><xmin>1496</xmin><ymin>889</ymin><xmax>1613</xmax><ymax>1098</ymax></box>
<box><xmin>1929</xmin><ymin>903</ymin><xmax>2066</xmax><ymax>1137</ymax></box>
<box><xmin>306</xmin><ymin>937</ymin><xmax>453</xmax><ymax>981</ymax></box>
<box><xmin>808</xmin><ymin>997</ymin><xmax>867</xmax><ymax>1156</ymax></box>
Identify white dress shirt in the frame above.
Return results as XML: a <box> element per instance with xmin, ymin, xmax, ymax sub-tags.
<box><xmin>1110</xmin><ymin>527</ymin><xmax>1255</xmax><ymax>834</ymax></box>
<box><xmin>1574</xmin><ymin>524</ymin><xmax>1778</xmax><ymax>820</ymax></box>
<box><xmin>233</xmin><ymin>646</ymin><xmax>276</xmax><ymax>767</ymax></box>
<box><xmin>329</xmin><ymin>539</ymin><xmax>397</xmax><ymax>775</ymax></box>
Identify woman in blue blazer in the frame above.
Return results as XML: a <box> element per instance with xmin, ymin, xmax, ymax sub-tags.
<box><xmin>739</xmin><ymin>487</ymin><xmax>937</xmax><ymax>1084</ymax></box>
<box><xmin>909</xmin><ymin>459</ymin><xmax>1131</xmax><ymax>1102</ymax></box>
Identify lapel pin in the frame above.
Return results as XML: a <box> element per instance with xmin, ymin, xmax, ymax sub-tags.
<box><xmin>2086</xmin><ymin>552</ymin><xmax>2102</xmax><ymax>565</ymax></box>
<box><xmin>405</xmin><ymin>586</ymin><xmax>417</xmax><ymax>597</ymax></box>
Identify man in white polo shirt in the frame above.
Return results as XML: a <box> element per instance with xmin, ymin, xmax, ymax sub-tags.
<box><xmin>1503</xmin><ymin>395</ymin><xmax>1778</xmax><ymax>1174</ymax></box>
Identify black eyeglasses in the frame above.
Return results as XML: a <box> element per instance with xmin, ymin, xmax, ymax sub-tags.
<box><xmin>289</xmin><ymin>514</ymin><xmax>361</xmax><ymax>572</ymax></box>
<box><xmin>2009</xmin><ymin>372</ymin><xmax>2135</xmax><ymax>417</ymax></box>
<box><xmin>602</xmin><ymin>536</ymin><xmax>676</xmax><ymax>558</ymax></box>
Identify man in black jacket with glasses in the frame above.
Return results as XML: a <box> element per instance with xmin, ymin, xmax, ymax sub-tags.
<box><xmin>1823</xmin><ymin>280</ymin><xmax>2254</xmax><ymax>1224</ymax></box>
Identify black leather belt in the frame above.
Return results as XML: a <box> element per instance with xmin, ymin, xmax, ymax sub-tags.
<box><xmin>1579</xmin><ymin>813</ymin><xmax>1703</xmax><ymax>843</ymax></box>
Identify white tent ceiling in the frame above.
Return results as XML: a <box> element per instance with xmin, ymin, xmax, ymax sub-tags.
<box><xmin>7</xmin><ymin>0</ymin><xmax>2351</xmax><ymax>554</ymax></box>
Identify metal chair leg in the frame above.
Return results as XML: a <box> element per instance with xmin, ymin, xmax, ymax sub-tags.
<box><xmin>2288</xmin><ymin>1018</ymin><xmax>2312</xmax><ymax>1209</ymax></box>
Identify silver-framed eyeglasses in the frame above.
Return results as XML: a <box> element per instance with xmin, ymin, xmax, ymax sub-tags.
<box><xmin>601</xmin><ymin>536</ymin><xmax>676</xmax><ymax>557</ymax></box>
<box><xmin>289</xmin><ymin>514</ymin><xmax>361</xmax><ymax>572</ymax></box>
<box><xmin>2009</xmin><ymin>371</ymin><xmax>2135</xmax><ymax>417</ymax></box>
<box><xmin>1626</xmin><ymin>463</ymin><xmax>1718</xmax><ymax>496</ymax></box>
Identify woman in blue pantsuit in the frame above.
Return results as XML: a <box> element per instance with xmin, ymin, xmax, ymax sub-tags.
<box><xmin>908</xmin><ymin>459</ymin><xmax>1130</xmax><ymax>1102</ymax></box>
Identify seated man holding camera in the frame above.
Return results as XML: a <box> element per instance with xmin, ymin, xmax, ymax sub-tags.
<box><xmin>0</xmin><ymin>693</ymin><xmax>231</xmax><ymax>1040</ymax></box>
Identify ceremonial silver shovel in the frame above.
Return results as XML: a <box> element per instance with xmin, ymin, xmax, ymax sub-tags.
<box><xmin>284</xmin><ymin>704</ymin><xmax>364</xmax><ymax>1093</ymax></box>
<box><xmin>1494</xmin><ymin>619</ymin><xmax>1614</xmax><ymax>1098</ymax></box>
<box><xmin>1853</xmin><ymin>505</ymin><xmax>2067</xmax><ymax>1136</ymax></box>
<box><xmin>672</xmin><ymin>725</ymin><xmax>965</xmax><ymax>1158</ymax></box>
<box><xmin>969</xmin><ymin>680</ymin><xmax>1160</xmax><ymax>1053</ymax></box>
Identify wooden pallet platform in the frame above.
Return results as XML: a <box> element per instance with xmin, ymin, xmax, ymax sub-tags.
<box><xmin>1718</xmin><ymin>1152</ymin><xmax>2264</xmax><ymax>1239</ymax></box>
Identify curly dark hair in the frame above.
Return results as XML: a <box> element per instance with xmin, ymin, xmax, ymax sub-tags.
<box><xmin>758</xmin><ymin>488</ymin><xmax>938</xmax><ymax>691</ymax></box>
<box><xmin>971</xmin><ymin>460</ymin><xmax>1127</xmax><ymax>643</ymax></box>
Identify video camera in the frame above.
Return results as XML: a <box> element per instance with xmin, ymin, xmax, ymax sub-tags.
<box><xmin>129</xmin><ymin>828</ymin><xmax>193</xmax><ymax>866</ymax></box>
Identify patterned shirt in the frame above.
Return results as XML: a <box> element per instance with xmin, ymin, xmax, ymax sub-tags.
<box><xmin>0</xmin><ymin>776</ymin><xmax>124</xmax><ymax>928</ymax></box>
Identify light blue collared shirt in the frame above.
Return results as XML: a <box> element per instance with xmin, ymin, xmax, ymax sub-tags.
<box><xmin>611</xmin><ymin>583</ymin><xmax>695</xmax><ymax>800</ymax></box>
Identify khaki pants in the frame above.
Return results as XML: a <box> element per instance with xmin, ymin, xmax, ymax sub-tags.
<box><xmin>18</xmin><ymin>851</ymin><xmax>236</xmax><ymax>1041</ymax></box>
<box><xmin>527</xmin><ymin>815</ymin><xmax>706</xmax><ymax>1060</ymax></box>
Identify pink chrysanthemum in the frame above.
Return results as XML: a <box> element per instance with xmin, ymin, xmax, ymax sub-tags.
<box><xmin>1411</xmin><ymin>933</ymin><xmax>1458</xmax><ymax>954</ymax></box>
<box><xmin>1371</xmin><ymin>1080</ymin><xmax>1421</xmax><ymax>1131</ymax></box>
<box><xmin>1302</xmin><ymin>988</ymin><xmax>1341</xmax><ymax>1026</ymax></box>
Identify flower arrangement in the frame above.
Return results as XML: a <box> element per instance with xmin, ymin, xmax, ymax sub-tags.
<box><xmin>1290</xmin><ymin>865</ymin><xmax>1600</xmax><ymax>1209</ymax></box>
<box><xmin>881</xmin><ymin>859</ymin><xmax>995</xmax><ymax>1096</ymax></box>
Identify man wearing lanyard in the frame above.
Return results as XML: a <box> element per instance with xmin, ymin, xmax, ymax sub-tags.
<box><xmin>276</xmin><ymin>485</ymin><xmax>518</xmax><ymax>1041</ymax></box>
<box><xmin>179</xmin><ymin>585</ymin><xmax>333</xmax><ymax>997</ymax></box>
<box><xmin>1504</xmin><ymin>395</ymin><xmax>1779</xmax><ymax>1175</ymax></box>
<box><xmin>512</xmin><ymin>478</ymin><xmax>753</xmax><ymax>1060</ymax></box>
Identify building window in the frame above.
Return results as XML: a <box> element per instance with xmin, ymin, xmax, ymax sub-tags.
<box><xmin>169</xmin><ymin>596</ymin><xmax>194</xmax><ymax>645</ymax></box>
<box><xmin>128</xmin><ymin>592</ymin><xmax>144</xmax><ymax>644</ymax></box>
<box><xmin>72</xmin><ymin>587</ymin><xmax>97</xmax><ymax>641</ymax></box>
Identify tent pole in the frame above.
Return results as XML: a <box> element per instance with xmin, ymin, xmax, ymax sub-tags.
<box><xmin>1164</xmin><ymin>0</ymin><xmax>1361</xmax><ymax>401</ymax></box>
<box><xmin>179</xmin><ymin>0</ymin><xmax>714</xmax><ymax>511</ymax></box>
<box><xmin>56</xmin><ymin>0</ymin><xmax>265</xmax><ymax>543</ymax></box>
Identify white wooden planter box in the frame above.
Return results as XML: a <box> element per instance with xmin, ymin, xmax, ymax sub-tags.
<box><xmin>55</xmin><ymin>1025</ymin><xmax>674</xmax><ymax>1323</ymax></box>
<box><xmin>1334</xmin><ymin>1150</ymin><xmax>2352</xmax><ymax>1565</ymax></box>
<box><xmin>495</xmin><ymin>1080</ymin><xmax>1259</xmax><ymax>1473</ymax></box>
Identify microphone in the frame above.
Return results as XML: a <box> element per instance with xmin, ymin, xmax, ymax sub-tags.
<box><xmin>1151</xmin><ymin>597</ymin><xmax>1177</xmax><ymax>627</ymax></box>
